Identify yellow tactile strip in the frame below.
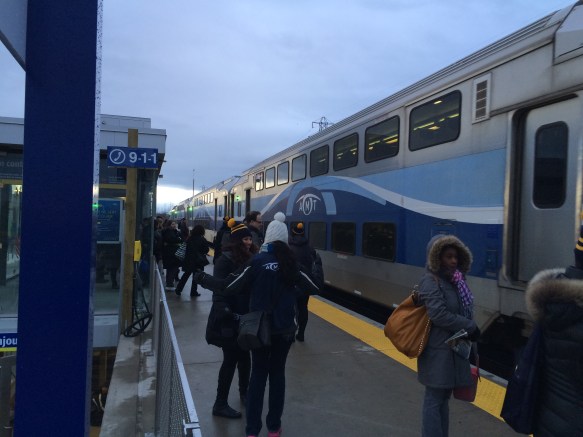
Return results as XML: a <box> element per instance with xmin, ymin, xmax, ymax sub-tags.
<box><xmin>309</xmin><ymin>297</ymin><xmax>508</xmax><ymax>421</ymax></box>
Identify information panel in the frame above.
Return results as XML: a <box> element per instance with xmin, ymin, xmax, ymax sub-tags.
<box><xmin>107</xmin><ymin>146</ymin><xmax>158</xmax><ymax>169</ymax></box>
<box><xmin>97</xmin><ymin>199</ymin><xmax>122</xmax><ymax>243</ymax></box>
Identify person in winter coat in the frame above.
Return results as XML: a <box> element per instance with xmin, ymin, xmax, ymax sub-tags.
<box><xmin>524</xmin><ymin>224</ymin><xmax>583</xmax><ymax>437</ymax></box>
<box><xmin>213</xmin><ymin>216</ymin><xmax>231</xmax><ymax>264</ymax></box>
<box><xmin>161</xmin><ymin>220</ymin><xmax>182</xmax><ymax>290</ymax></box>
<box><xmin>417</xmin><ymin>234</ymin><xmax>480</xmax><ymax>437</ymax></box>
<box><xmin>244</xmin><ymin>210</ymin><xmax>264</xmax><ymax>248</ymax></box>
<box><xmin>288</xmin><ymin>222</ymin><xmax>317</xmax><ymax>342</ymax></box>
<box><xmin>207</xmin><ymin>221</ymin><xmax>259</xmax><ymax>419</ymax></box>
<box><xmin>175</xmin><ymin>225</ymin><xmax>210</xmax><ymax>297</ymax></box>
<box><xmin>225</xmin><ymin>212</ymin><xmax>319</xmax><ymax>437</ymax></box>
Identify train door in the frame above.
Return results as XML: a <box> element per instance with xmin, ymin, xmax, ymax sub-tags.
<box><xmin>517</xmin><ymin>97</ymin><xmax>583</xmax><ymax>282</ymax></box>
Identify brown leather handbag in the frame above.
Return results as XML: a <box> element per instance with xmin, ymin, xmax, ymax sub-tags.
<box><xmin>384</xmin><ymin>288</ymin><xmax>431</xmax><ymax>358</ymax></box>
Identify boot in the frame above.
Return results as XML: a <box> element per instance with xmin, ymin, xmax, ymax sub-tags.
<box><xmin>212</xmin><ymin>400</ymin><xmax>241</xmax><ymax>419</ymax></box>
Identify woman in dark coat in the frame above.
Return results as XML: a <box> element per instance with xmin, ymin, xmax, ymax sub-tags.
<box><xmin>175</xmin><ymin>225</ymin><xmax>210</xmax><ymax>297</ymax></box>
<box><xmin>207</xmin><ymin>220</ymin><xmax>258</xmax><ymax>419</ymax></box>
<box><xmin>161</xmin><ymin>220</ymin><xmax>182</xmax><ymax>290</ymax></box>
<box><xmin>525</xmin><ymin>227</ymin><xmax>583</xmax><ymax>437</ymax></box>
<box><xmin>417</xmin><ymin>234</ymin><xmax>480</xmax><ymax>437</ymax></box>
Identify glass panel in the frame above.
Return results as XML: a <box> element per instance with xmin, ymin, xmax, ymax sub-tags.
<box><xmin>333</xmin><ymin>134</ymin><xmax>358</xmax><ymax>171</ymax></box>
<box><xmin>533</xmin><ymin>122</ymin><xmax>568</xmax><ymax>208</ymax></box>
<box><xmin>308</xmin><ymin>222</ymin><xmax>326</xmax><ymax>250</ymax></box>
<box><xmin>255</xmin><ymin>172</ymin><xmax>264</xmax><ymax>191</ymax></box>
<box><xmin>365</xmin><ymin>116</ymin><xmax>399</xmax><ymax>162</ymax></box>
<box><xmin>332</xmin><ymin>222</ymin><xmax>355</xmax><ymax>255</ymax></box>
<box><xmin>310</xmin><ymin>145</ymin><xmax>329</xmax><ymax>177</ymax></box>
<box><xmin>362</xmin><ymin>222</ymin><xmax>395</xmax><ymax>261</ymax></box>
<box><xmin>0</xmin><ymin>182</ymin><xmax>22</xmax><ymax>316</ymax></box>
<box><xmin>292</xmin><ymin>154</ymin><xmax>306</xmax><ymax>182</ymax></box>
<box><xmin>409</xmin><ymin>91</ymin><xmax>461</xmax><ymax>150</ymax></box>
<box><xmin>265</xmin><ymin>167</ymin><xmax>275</xmax><ymax>189</ymax></box>
<box><xmin>277</xmin><ymin>162</ymin><xmax>289</xmax><ymax>185</ymax></box>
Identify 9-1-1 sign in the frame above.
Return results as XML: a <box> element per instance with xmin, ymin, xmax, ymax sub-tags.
<box><xmin>107</xmin><ymin>146</ymin><xmax>158</xmax><ymax>169</ymax></box>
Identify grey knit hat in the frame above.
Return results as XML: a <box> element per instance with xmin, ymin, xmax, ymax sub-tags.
<box><xmin>264</xmin><ymin>212</ymin><xmax>288</xmax><ymax>245</ymax></box>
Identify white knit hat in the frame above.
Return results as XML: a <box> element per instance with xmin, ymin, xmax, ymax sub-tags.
<box><xmin>264</xmin><ymin>212</ymin><xmax>288</xmax><ymax>245</ymax></box>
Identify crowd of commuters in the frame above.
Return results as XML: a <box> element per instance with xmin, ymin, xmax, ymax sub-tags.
<box><xmin>148</xmin><ymin>210</ymin><xmax>583</xmax><ymax>437</ymax></box>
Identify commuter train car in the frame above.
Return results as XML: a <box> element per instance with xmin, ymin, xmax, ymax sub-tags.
<box><xmin>176</xmin><ymin>3</ymin><xmax>583</xmax><ymax>344</ymax></box>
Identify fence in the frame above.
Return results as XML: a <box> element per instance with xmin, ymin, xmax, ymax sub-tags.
<box><xmin>153</xmin><ymin>267</ymin><xmax>202</xmax><ymax>437</ymax></box>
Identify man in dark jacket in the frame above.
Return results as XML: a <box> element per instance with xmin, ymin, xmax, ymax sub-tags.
<box><xmin>525</xmin><ymin>224</ymin><xmax>583</xmax><ymax>436</ymax></box>
<box><xmin>244</xmin><ymin>211</ymin><xmax>264</xmax><ymax>248</ymax></box>
<box><xmin>213</xmin><ymin>216</ymin><xmax>230</xmax><ymax>264</ymax></box>
<box><xmin>288</xmin><ymin>222</ymin><xmax>317</xmax><ymax>341</ymax></box>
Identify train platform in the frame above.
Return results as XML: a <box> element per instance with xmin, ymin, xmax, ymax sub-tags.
<box><xmin>167</xmin><ymin>264</ymin><xmax>519</xmax><ymax>437</ymax></box>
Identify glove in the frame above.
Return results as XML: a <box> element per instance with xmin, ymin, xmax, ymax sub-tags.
<box><xmin>468</xmin><ymin>327</ymin><xmax>481</xmax><ymax>341</ymax></box>
<box><xmin>192</xmin><ymin>270</ymin><xmax>207</xmax><ymax>284</ymax></box>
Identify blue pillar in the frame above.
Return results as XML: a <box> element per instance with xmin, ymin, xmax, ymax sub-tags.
<box><xmin>14</xmin><ymin>1</ymin><xmax>101</xmax><ymax>436</ymax></box>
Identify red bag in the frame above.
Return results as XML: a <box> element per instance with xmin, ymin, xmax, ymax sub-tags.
<box><xmin>453</xmin><ymin>363</ymin><xmax>480</xmax><ymax>402</ymax></box>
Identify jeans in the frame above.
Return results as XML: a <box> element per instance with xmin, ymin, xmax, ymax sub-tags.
<box><xmin>296</xmin><ymin>295</ymin><xmax>309</xmax><ymax>337</ymax></box>
<box><xmin>245</xmin><ymin>335</ymin><xmax>293</xmax><ymax>436</ymax></box>
<box><xmin>422</xmin><ymin>386</ymin><xmax>452</xmax><ymax>437</ymax></box>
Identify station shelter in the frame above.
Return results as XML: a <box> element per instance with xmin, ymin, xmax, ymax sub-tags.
<box><xmin>0</xmin><ymin>114</ymin><xmax>166</xmax><ymax>435</ymax></box>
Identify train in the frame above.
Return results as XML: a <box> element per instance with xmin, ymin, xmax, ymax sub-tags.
<box><xmin>170</xmin><ymin>2</ymin><xmax>583</xmax><ymax>347</ymax></box>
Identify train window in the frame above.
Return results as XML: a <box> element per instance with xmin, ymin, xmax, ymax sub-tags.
<box><xmin>310</xmin><ymin>145</ymin><xmax>329</xmax><ymax>177</ymax></box>
<box><xmin>265</xmin><ymin>167</ymin><xmax>275</xmax><ymax>189</ymax></box>
<box><xmin>365</xmin><ymin>117</ymin><xmax>399</xmax><ymax>162</ymax></box>
<box><xmin>333</xmin><ymin>134</ymin><xmax>358</xmax><ymax>171</ymax></box>
<box><xmin>292</xmin><ymin>154</ymin><xmax>307</xmax><ymax>181</ymax></box>
<box><xmin>309</xmin><ymin>222</ymin><xmax>327</xmax><ymax>250</ymax></box>
<box><xmin>409</xmin><ymin>91</ymin><xmax>461</xmax><ymax>151</ymax></box>
<box><xmin>255</xmin><ymin>172</ymin><xmax>264</xmax><ymax>191</ymax></box>
<box><xmin>277</xmin><ymin>161</ymin><xmax>289</xmax><ymax>185</ymax></box>
<box><xmin>362</xmin><ymin>223</ymin><xmax>395</xmax><ymax>261</ymax></box>
<box><xmin>533</xmin><ymin>122</ymin><xmax>568</xmax><ymax>208</ymax></box>
<box><xmin>331</xmin><ymin>222</ymin><xmax>355</xmax><ymax>255</ymax></box>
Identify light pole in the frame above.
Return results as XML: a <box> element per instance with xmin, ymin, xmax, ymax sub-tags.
<box><xmin>192</xmin><ymin>169</ymin><xmax>195</xmax><ymax>197</ymax></box>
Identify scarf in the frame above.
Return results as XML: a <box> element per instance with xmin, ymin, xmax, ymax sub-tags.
<box><xmin>451</xmin><ymin>269</ymin><xmax>473</xmax><ymax>319</ymax></box>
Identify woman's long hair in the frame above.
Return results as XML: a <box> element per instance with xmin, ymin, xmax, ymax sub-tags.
<box><xmin>224</xmin><ymin>240</ymin><xmax>258</xmax><ymax>266</ymax></box>
<box><xmin>271</xmin><ymin>241</ymin><xmax>297</xmax><ymax>285</ymax></box>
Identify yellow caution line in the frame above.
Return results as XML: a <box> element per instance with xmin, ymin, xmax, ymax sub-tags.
<box><xmin>309</xmin><ymin>297</ymin><xmax>508</xmax><ymax>421</ymax></box>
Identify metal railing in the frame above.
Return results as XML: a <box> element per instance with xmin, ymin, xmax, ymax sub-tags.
<box><xmin>153</xmin><ymin>267</ymin><xmax>202</xmax><ymax>437</ymax></box>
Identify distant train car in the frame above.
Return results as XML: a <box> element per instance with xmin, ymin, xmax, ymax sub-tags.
<box><xmin>172</xmin><ymin>3</ymin><xmax>583</xmax><ymax>344</ymax></box>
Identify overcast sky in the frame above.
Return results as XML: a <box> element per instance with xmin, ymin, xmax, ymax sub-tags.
<box><xmin>0</xmin><ymin>0</ymin><xmax>575</xmax><ymax>209</ymax></box>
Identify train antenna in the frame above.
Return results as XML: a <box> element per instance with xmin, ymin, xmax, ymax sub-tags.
<box><xmin>312</xmin><ymin>116</ymin><xmax>333</xmax><ymax>132</ymax></box>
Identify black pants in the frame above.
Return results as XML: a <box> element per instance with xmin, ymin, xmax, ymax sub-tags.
<box><xmin>176</xmin><ymin>268</ymin><xmax>197</xmax><ymax>294</ymax></box>
<box><xmin>215</xmin><ymin>343</ymin><xmax>251</xmax><ymax>405</ymax></box>
<box><xmin>296</xmin><ymin>294</ymin><xmax>309</xmax><ymax>337</ymax></box>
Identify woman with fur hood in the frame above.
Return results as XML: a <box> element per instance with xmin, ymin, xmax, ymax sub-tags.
<box><xmin>417</xmin><ymin>234</ymin><xmax>480</xmax><ymax>437</ymax></box>
<box><xmin>524</xmin><ymin>226</ymin><xmax>583</xmax><ymax>436</ymax></box>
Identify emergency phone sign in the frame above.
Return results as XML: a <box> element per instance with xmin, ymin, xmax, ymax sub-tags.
<box><xmin>107</xmin><ymin>146</ymin><xmax>158</xmax><ymax>169</ymax></box>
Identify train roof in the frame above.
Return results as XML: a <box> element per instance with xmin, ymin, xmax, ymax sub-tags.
<box><xmin>242</xmin><ymin>3</ymin><xmax>578</xmax><ymax>174</ymax></box>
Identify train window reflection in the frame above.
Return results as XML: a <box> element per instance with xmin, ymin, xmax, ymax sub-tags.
<box><xmin>277</xmin><ymin>161</ymin><xmax>289</xmax><ymax>185</ymax></box>
<box><xmin>292</xmin><ymin>154</ymin><xmax>306</xmax><ymax>182</ymax></box>
<box><xmin>534</xmin><ymin>122</ymin><xmax>568</xmax><ymax>208</ymax></box>
<box><xmin>265</xmin><ymin>167</ymin><xmax>275</xmax><ymax>189</ymax></box>
<box><xmin>332</xmin><ymin>222</ymin><xmax>355</xmax><ymax>255</ymax></box>
<box><xmin>255</xmin><ymin>172</ymin><xmax>264</xmax><ymax>191</ymax></box>
<box><xmin>333</xmin><ymin>134</ymin><xmax>358</xmax><ymax>171</ymax></box>
<box><xmin>310</xmin><ymin>145</ymin><xmax>329</xmax><ymax>177</ymax></box>
<box><xmin>409</xmin><ymin>91</ymin><xmax>461</xmax><ymax>151</ymax></box>
<box><xmin>362</xmin><ymin>222</ymin><xmax>395</xmax><ymax>261</ymax></box>
<box><xmin>365</xmin><ymin>117</ymin><xmax>399</xmax><ymax>162</ymax></box>
<box><xmin>309</xmin><ymin>222</ymin><xmax>326</xmax><ymax>250</ymax></box>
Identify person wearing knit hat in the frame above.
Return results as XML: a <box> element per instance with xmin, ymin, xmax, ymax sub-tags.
<box><xmin>263</xmin><ymin>212</ymin><xmax>288</xmax><ymax>245</ymax></box>
<box><xmin>207</xmin><ymin>219</ymin><xmax>258</xmax><ymax>420</ymax></box>
<box><xmin>229</xmin><ymin>220</ymin><xmax>252</xmax><ymax>243</ymax></box>
<box><xmin>213</xmin><ymin>210</ymin><xmax>319</xmax><ymax>437</ymax></box>
<box><xmin>288</xmin><ymin>221</ymin><xmax>319</xmax><ymax>342</ymax></box>
<box><xmin>213</xmin><ymin>216</ymin><xmax>231</xmax><ymax>264</ymax></box>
